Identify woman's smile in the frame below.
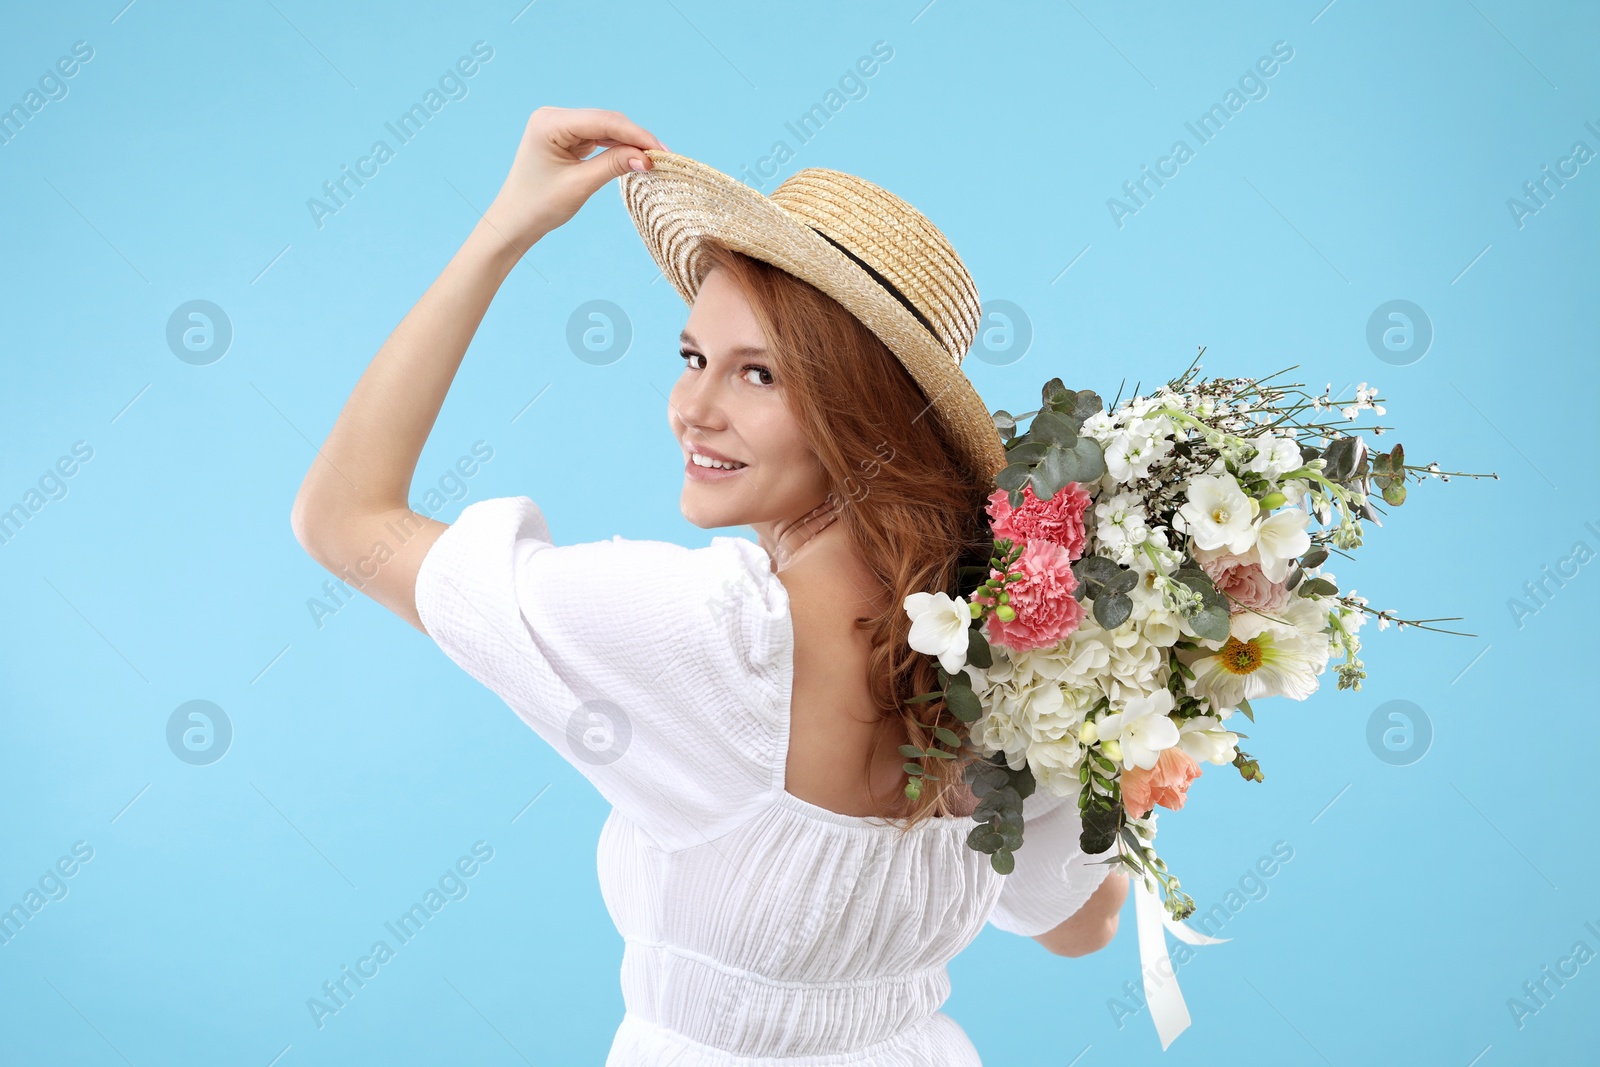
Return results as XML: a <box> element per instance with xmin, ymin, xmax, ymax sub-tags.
<box><xmin>684</xmin><ymin>450</ymin><xmax>750</xmax><ymax>481</ymax></box>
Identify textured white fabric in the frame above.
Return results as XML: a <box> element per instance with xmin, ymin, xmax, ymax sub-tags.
<box><xmin>413</xmin><ymin>496</ymin><xmax>1113</xmax><ymax>1064</ymax></box>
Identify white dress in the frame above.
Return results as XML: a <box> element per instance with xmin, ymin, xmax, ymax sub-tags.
<box><xmin>414</xmin><ymin>497</ymin><xmax>1113</xmax><ymax>1065</ymax></box>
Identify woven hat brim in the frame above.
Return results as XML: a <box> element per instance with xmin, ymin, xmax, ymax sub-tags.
<box><xmin>618</xmin><ymin>150</ymin><xmax>1007</xmax><ymax>483</ymax></box>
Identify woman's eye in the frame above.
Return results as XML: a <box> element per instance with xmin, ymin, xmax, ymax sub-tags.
<box><xmin>743</xmin><ymin>365</ymin><xmax>774</xmax><ymax>386</ymax></box>
<box><xmin>679</xmin><ymin>350</ymin><xmax>705</xmax><ymax>370</ymax></box>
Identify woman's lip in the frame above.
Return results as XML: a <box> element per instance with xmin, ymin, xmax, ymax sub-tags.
<box><xmin>684</xmin><ymin>456</ymin><xmax>748</xmax><ymax>481</ymax></box>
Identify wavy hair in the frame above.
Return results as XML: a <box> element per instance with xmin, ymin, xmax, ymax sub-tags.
<box><xmin>692</xmin><ymin>237</ymin><xmax>996</xmax><ymax>834</ymax></box>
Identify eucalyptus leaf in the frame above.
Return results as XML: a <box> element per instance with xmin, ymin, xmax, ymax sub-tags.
<box><xmin>995</xmin><ymin>463</ymin><xmax>1031</xmax><ymax>492</ymax></box>
<box><xmin>990</xmin><ymin>849</ymin><xmax>1015</xmax><ymax>875</ymax></box>
<box><xmin>1069</xmin><ymin>389</ymin><xmax>1105</xmax><ymax>423</ymax></box>
<box><xmin>1029</xmin><ymin>410</ymin><xmax>1077</xmax><ymax>447</ymax></box>
<box><xmin>1100</xmin><ymin>566</ymin><xmax>1138</xmax><ymax>596</ymax></box>
<box><xmin>1323</xmin><ymin>435</ymin><xmax>1364</xmax><ymax>481</ymax></box>
<box><xmin>1080</xmin><ymin>803</ymin><xmax>1121</xmax><ymax>855</ymax></box>
<box><xmin>1301</xmin><ymin>546</ymin><xmax>1329</xmax><ymax>569</ymax></box>
<box><xmin>1189</xmin><ymin>602</ymin><xmax>1231</xmax><ymax>644</ymax></box>
<box><xmin>945</xmin><ymin>685</ymin><xmax>982</xmax><ymax>723</ymax></box>
<box><xmin>1074</xmin><ymin>555</ymin><xmax>1122</xmax><ymax>585</ymax></box>
<box><xmin>1093</xmin><ymin>593</ymin><xmax>1133</xmax><ymax>630</ymax></box>
<box><xmin>1004</xmin><ymin>440</ymin><xmax>1050</xmax><ymax>466</ymax></box>
<box><xmin>966</xmin><ymin>627</ymin><xmax>992</xmax><ymax>670</ymax></box>
<box><xmin>1067</xmin><ymin>434</ymin><xmax>1108</xmax><ymax>483</ymax></box>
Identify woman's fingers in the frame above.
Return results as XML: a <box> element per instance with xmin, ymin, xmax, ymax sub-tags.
<box><xmin>544</xmin><ymin>107</ymin><xmax>666</xmax><ymax>153</ymax></box>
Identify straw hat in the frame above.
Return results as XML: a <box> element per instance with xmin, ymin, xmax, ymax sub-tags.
<box><xmin>617</xmin><ymin>150</ymin><xmax>1008</xmax><ymax>483</ymax></box>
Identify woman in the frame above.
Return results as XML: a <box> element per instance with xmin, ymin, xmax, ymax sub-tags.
<box><xmin>291</xmin><ymin>106</ymin><xmax>1128</xmax><ymax>1065</ymax></box>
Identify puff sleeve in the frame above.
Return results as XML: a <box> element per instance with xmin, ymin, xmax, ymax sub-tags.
<box><xmin>413</xmin><ymin>496</ymin><xmax>791</xmax><ymax>852</ymax></box>
<box><xmin>986</xmin><ymin>787</ymin><xmax>1117</xmax><ymax>937</ymax></box>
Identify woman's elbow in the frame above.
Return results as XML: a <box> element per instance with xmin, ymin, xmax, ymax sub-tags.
<box><xmin>1039</xmin><ymin>911</ymin><xmax>1120</xmax><ymax>957</ymax></box>
<box><xmin>1056</xmin><ymin>913</ymin><xmax>1120</xmax><ymax>957</ymax></box>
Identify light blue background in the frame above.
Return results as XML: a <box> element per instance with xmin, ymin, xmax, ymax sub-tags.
<box><xmin>2</xmin><ymin>1</ymin><xmax>1596</xmax><ymax>1064</ymax></box>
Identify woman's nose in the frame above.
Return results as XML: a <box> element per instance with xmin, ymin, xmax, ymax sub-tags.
<box><xmin>671</xmin><ymin>373</ymin><xmax>724</xmax><ymax>431</ymax></box>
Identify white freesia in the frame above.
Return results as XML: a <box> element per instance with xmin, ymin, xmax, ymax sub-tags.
<box><xmin>1094</xmin><ymin>689</ymin><xmax>1181</xmax><ymax>771</ymax></box>
<box><xmin>1174</xmin><ymin>473</ymin><xmax>1260</xmax><ymax>554</ymax></box>
<box><xmin>902</xmin><ymin>591</ymin><xmax>970</xmax><ymax>674</ymax></box>
<box><xmin>1252</xmin><ymin>506</ymin><xmax>1312</xmax><ymax>582</ymax></box>
<box><xmin>1176</xmin><ymin>715</ymin><xmax>1239</xmax><ymax>765</ymax></box>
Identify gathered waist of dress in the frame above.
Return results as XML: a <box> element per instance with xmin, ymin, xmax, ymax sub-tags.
<box><xmin>605</xmin><ymin>1006</ymin><xmax>984</xmax><ymax>1067</ymax></box>
<box><xmin>615</xmin><ymin>936</ymin><xmax>968</xmax><ymax>1061</ymax></box>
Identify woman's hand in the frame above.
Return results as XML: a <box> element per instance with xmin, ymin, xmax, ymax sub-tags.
<box><xmin>484</xmin><ymin>106</ymin><xmax>668</xmax><ymax>254</ymax></box>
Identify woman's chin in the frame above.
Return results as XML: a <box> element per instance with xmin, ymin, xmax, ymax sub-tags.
<box><xmin>680</xmin><ymin>491</ymin><xmax>743</xmax><ymax>530</ymax></box>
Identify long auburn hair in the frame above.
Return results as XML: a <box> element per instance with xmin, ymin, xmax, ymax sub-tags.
<box><xmin>693</xmin><ymin>238</ymin><xmax>996</xmax><ymax>834</ymax></box>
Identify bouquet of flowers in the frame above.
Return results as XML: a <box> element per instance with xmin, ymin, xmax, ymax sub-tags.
<box><xmin>900</xmin><ymin>351</ymin><xmax>1494</xmax><ymax>1047</ymax></box>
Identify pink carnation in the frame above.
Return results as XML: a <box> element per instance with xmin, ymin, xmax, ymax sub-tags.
<box><xmin>986</xmin><ymin>482</ymin><xmax>1092</xmax><ymax>560</ymax></box>
<box><xmin>1198</xmin><ymin>550</ymin><xmax>1292</xmax><ymax>615</ymax></box>
<box><xmin>979</xmin><ymin>539</ymin><xmax>1085</xmax><ymax>652</ymax></box>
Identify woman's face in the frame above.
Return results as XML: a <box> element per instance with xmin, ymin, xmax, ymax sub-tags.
<box><xmin>669</xmin><ymin>267</ymin><xmax>830</xmax><ymax>530</ymax></box>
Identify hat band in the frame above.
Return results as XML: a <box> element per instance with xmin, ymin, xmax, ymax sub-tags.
<box><xmin>807</xmin><ymin>227</ymin><xmax>940</xmax><ymax>345</ymax></box>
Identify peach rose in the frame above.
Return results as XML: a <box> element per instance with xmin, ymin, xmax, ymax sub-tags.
<box><xmin>1120</xmin><ymin>746</ymin><xmax>1202</xmax><ymax>818</ymax></box>
<box><xmin>1198</xmin><ymin>550</ymin><xmax>1292</xmax><ymax>615</ymax></box>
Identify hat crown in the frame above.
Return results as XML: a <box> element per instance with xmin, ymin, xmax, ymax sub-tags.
<box><xmin>767</xmin><ymin>168</ymin><xmax>981</xmax><ymax>370</ymax></box>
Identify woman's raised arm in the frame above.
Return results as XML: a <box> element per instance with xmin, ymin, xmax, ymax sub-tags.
<box><xmin>290</xmin><ymin>107</ymin><xmax>666</xmax><ymax>632</ymax></box>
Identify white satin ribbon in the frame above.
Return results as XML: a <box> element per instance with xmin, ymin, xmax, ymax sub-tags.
<box><xmin>1132</xmin><ymin>872</ymin><xmax>1230</xmax><ymax>1050</ymax></box>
